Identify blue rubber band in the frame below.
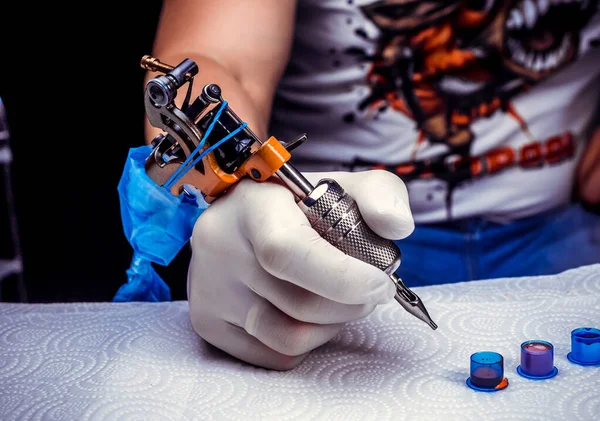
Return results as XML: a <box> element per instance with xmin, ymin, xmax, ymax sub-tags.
<box><xmin>165</xmin><ymin>100</ymin><xmax>228</xmax><ymax>189</ymax></box>
<box><xmin>186</xmin><ymin>122</ymin><xmax>248</xmax><ymax>171</ymax></box>
<box><xmin>165</xmin><ymin>121</ymin><xmax>248</xmax><ymax>189</ymax></box>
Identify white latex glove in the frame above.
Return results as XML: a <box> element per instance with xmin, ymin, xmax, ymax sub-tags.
<box><xmin>187</xmin><ymin>170</ymin><xmax>414</xmax><ymax>370</ymax></box>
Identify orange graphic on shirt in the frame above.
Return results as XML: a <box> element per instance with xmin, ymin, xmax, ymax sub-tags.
<box><xmin>350</xmin><ymin>0</ymin><xmax>597</xmax><ymax>217</ymax></box>
<box><xmin>358</xmin><ymin>0</ymin><xmax>596</xmax><ymax>166</ymax></box>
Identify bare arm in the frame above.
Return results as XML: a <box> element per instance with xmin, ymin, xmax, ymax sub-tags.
<box><xmin>144</xmin><ymin>0</ymin><xmax>297</xmax><ymax>141</ymax></box>
<box><xmin>577</xmin><ymin>126</ymin><xmax>600</xmax><ymax>206</ymax></box>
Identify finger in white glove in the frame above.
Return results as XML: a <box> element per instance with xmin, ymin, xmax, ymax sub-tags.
<box><xmin>188</xmin><ymin>170</ymin><xmax>414</xmax><ymax>370</ymax></box>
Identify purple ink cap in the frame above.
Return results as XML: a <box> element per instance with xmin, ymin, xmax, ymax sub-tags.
<box><xmin>466</xmin><ymin>351</ymin><xmax>509</xmax><ymax>392</ymax></box>
<box><xmin>567</xmin><ymin>327</ymin><xmax>600</xmax><ymax>366</ymax></box>
<box><xmin>517</xmin><ymin>340</ymin><xmax>558</xmax><ymax>380</ymax></box>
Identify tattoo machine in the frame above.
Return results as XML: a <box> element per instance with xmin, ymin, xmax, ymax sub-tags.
<box><xmin>118</xmin><ymin>55</ymin><xmax>437</xmax><ymax>329</ymax></box>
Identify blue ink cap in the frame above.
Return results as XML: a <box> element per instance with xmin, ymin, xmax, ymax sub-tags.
<box><xmin>466</xmin><ymin>351</ymin><xmax>509</xmax><ymax>392</ymax></box>
<box><xmin>567</xmin><ymin>327</ymin><xmax>600</xmax><ymax>366</ymax></box>
<box><xmin>517</xmin><ymin>340</ymin><xmax>558</xmax><ymax>380</ymax></box>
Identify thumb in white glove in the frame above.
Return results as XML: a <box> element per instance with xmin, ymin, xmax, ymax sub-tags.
<box><xmin>187</xmin><ymin>170</ymin><xmax>414</xmax><ymax>370</ymax></box>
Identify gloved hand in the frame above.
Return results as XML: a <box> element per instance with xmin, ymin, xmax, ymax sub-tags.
<box><xmin>187</xmin><ymin>170</ymin><xmax>415</xmax><ymax>370</ymax></box>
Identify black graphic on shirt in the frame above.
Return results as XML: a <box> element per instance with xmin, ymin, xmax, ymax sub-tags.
<box><xmin>345</xmin><ymin>0</ymin><xmax>598</xmax><ymax>218</ymax></box>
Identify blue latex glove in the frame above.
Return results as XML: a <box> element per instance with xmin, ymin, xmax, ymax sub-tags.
<box><xmin>114</xmin><ymin>253</ymin><xmax>172</xmax><ymax>302</ymax></box>
<box><xmin>114</xmin><ymin>146</ymin><xmax>208</xmax><ymax>302</ymax></box>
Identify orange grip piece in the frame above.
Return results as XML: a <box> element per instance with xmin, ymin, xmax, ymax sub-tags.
<box><xmin>240</xmin><ymin>136</ymin><xmax>291</xmax><ymax>182</ymax></box>
<box><xmin>170</xmin><ymin>136</ymin><xmax>291</xmax><ymax>203</ymax></box>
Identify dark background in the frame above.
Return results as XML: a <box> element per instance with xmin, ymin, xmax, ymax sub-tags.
<box><xmin>0</xmin><ymin>1</ymin><xmax>192</xmax><ymax>302</ymax></box>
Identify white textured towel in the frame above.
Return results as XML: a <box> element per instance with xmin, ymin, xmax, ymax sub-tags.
<box><xmin>1</xmin><ymin>265</ymin><xmax>599</xmax><ymax>421</ymax></box>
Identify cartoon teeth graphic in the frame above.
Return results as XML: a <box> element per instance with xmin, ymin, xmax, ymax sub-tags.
<box><xmin>503</xmin><ymin>0</ymin><xmax>596</xmax><ymax>79</ymax></box>
<box><xmin>506</xmin><ymin>33</ymin><xmax>571</xmax><ymax>72</ymax></box>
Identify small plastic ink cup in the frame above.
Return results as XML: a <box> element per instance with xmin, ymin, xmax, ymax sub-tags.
<box><xmin>517</xmin><ymin>340</ymin><xmax>558</xmax><ymax>380</ymax></box>
<box><xmin>567</xmin><ymin>327</ymin><xmax>600</xmax><ymax>366</ymax></box>
<box><xmin>466</xmin><ymin>351</ymin><xmax>509</xmax><ymax>392</ymax></box>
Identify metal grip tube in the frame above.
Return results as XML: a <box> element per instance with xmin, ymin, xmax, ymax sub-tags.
<box><xmin>297</xmin><ymin>177</ymin><xmax>437</xmax><ymax>330</ymax></box>
<box><xmin>298</xmin><ymin>179</ymin><xmax>401</xmax><ymax>275</ymax></box>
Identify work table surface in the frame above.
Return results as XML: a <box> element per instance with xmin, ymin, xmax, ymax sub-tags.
<box><xmin>1</xmin><ymin>265</ymin><xmax>599</xmax><ymax>421</ymax></box>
